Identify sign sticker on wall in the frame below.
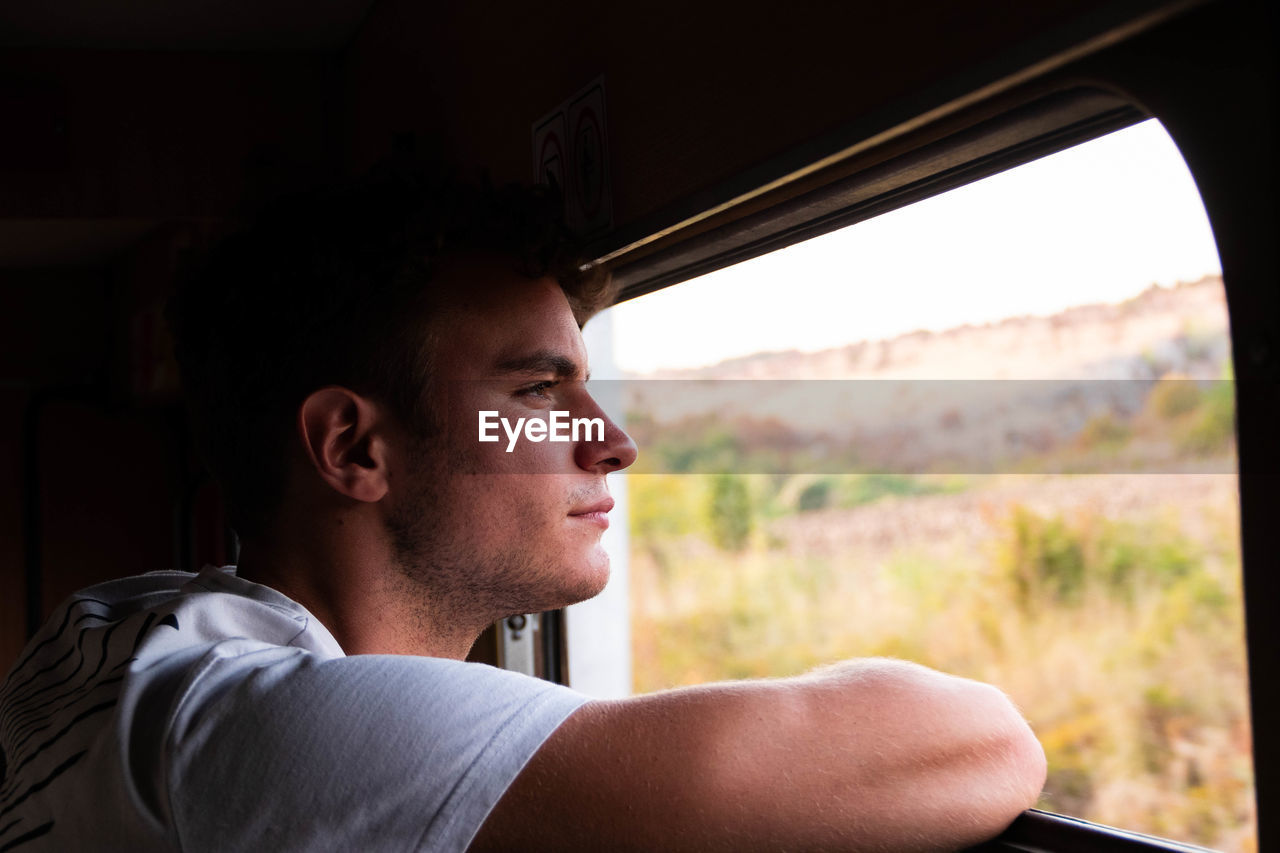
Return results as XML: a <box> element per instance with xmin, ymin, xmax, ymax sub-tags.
<box><xmin>533</xmin><ymin>77</ymin><xmax>612</xmax><ymax>238</ymax></box>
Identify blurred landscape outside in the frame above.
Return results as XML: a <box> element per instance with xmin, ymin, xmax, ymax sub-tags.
<box><xmin>593</xmin><ymin>120</ymin><xmax>1254</xmax><ymax>850</ymax></box>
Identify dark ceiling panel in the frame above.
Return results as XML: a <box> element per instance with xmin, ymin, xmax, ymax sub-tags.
<box><xmin>0</xmin><ymin>0</ymin><xmax>377</xmax><ymax>51</ymax></box>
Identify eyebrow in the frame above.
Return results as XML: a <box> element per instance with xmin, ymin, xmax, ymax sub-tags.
<box><xmin>493</xmin><ymin>350</ymin><xmax>590</xmax><ymax>381</ymax></box>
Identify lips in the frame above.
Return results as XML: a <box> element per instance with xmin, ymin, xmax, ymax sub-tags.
<box><xmin>571</xmin><ymin>496</ymin><xmax>614</xmax><ymax>516</ymax></box>
<box><xmin>569</xmin><ymin>496</ymin><xmax>614</xmax><ymax>528</ymax></box>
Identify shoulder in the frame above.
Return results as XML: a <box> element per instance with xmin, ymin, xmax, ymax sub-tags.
<box><xmin>168</xmin><ymin>653</ymin><xmax>590</xmax><ymax>851</ymax></box>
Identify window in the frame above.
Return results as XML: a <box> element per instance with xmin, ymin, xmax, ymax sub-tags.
<box><xmin>575</xmin><ymin>119</ymin><xmax>1254</xmax><ymax>850</ymax></box>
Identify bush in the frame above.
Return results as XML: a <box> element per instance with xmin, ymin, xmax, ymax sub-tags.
<box><xmin>1176</xmin><ymin>381</ymin><xmax>1235</xmax><ymax>456</ymax></box>
<box><xmin>1001</xmin><ymin>508</ymin><xmax>1207</xmax><ymax>610</ymax></box>
<box><xmin>708</xmin><ymin>474</ymin><xmax>753</xmax><ymax>551</ymax></box>
<box><xmin>797</xmin><ymin>479</ymin><xmax>833</xmax><ymax>512</ymax></box>
<box><xmin>836</xmin><ymin>473</ymin><xmax>948</xmax><ymax>507</ymax></box>
<box><xmin>1147</xmin><ymin>381</ymin><xmax>1202</xmax><ymax>420</ymax></box>
<box><xmin>1077</xmin><ymin>413</ymin><xmax>1131</xmax><ymax>452</ymax></box>
<box><xmin>1003</xmin><ymin>507</ymin><xmax>1087</xmax><ymax>607</ymax></box>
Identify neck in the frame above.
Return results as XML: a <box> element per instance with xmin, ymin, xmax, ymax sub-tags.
<box><xmin>235</xmin><ymin>520</ymin><xmax>485</xmax><ymax>660</ymax></box>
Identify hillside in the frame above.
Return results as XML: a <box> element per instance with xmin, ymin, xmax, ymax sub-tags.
<box><xmin>635</xmin><ymin>274</ymin><xmax>1229</xmax><ymax>381</ymax></box>
<box><xmin>622</xmin><ymin>275</ymin><xmax>1234</xmax><ymax>475</ymax></box>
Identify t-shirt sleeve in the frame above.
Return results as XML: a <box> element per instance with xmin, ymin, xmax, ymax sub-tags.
<box><xmin>164</xmin><ymin>648</ymin><xmax>590</xmax><ymax>853</ymax></box>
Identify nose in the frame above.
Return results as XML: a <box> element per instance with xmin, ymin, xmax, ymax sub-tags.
<box><xmin>574</xmin><ymin>399</ymin><xmax>638</xmax><ymax>474</ymax></box>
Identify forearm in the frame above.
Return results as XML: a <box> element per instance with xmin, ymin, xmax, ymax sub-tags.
<box><xmin>657</xmin><ymin>659</ymin><xmax>1043</xmax><ymax>850</ymax></box>
<box><xmin>472</xmin><ymin>658</ymin><xmax>1045</xmax><ymax>852</ymax></box>
<box><xmin>779</xmin><ymin>659</ymin><xmax>1047</xmax><ymax>849</ymax></box>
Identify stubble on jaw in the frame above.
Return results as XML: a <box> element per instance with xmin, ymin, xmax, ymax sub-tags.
<box><xmin>384</xmin><ymin>442</ymin><xmax>609</xmax><ymax>637</ymax></box>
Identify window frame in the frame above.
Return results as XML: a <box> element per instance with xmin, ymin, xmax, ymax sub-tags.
<box><xmin>572</xmin><ymin>81</ymin><xmax>1259</xmax><ymax>853</ymax></box>
<box><xmin>970</xmin><ymin>809</ymin><xmax>1219</xmax><ymax>852</ymax></box>
<box><xmin>601</xmin><ymin>87</ymin><xmax>1146</xmax><ymax>304</ymax></box>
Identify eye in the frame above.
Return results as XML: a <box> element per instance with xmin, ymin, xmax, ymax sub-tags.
<box><xmin>517</xmin><ymin>380</ymin><xmax>558</xmax><ymax>399</ymax></box>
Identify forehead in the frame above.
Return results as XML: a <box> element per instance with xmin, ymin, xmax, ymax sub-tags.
<box><xmin>428</xmin><ymin>256</ymin><xmax>587</xmax><ymax>377</ymax></box>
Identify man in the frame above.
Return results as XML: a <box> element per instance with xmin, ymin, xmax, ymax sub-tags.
<box><xmin>0</xmin><ymin>170</ymin><xmax>1045</xmax><ymax>851</ymax></box>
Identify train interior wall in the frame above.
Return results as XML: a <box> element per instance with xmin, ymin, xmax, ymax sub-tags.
<box><xmin>4</xmin><ymin>0</ymin><xmax>1151</xmax><ymax>666</ymax></box>
<box><xmin>1</xmin><ymin>7</ymin><xmax>1272</xmax><ymax>776</ymax></box>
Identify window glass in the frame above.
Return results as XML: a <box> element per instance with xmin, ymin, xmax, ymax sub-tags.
<box><xmin>585</xmin><ymin>119</ymin><xmax>1254</xmax><ymax>850</ymax></box>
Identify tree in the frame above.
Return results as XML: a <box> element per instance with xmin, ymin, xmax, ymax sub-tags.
<box><xmin>708</xmin><ymin>474</ymin><xmax>752</xmax><ymax>551</ymax></box>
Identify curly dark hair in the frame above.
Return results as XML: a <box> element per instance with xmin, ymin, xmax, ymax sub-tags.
<box><xmin>168</xmin><ymin>166</ymin><xmax>612</xmax><ymax>539</ymax></box>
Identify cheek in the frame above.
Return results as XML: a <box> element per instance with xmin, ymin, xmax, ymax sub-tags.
<box><xmin>450</xmin><ymin>474</ymin><xmax>563</xmax><ymax>525</ymax></box>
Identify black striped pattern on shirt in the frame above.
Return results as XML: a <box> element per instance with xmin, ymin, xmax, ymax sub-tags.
<box><xmin>0</xmin><ymin>596</ymin><xmax>176</xmax><ymax>850</ymax></box>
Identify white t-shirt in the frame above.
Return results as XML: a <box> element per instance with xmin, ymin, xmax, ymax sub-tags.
<box><xmin>0</xmin><ymin>566</ymin><xmax>589</xmax><ymax>852</ymax></box>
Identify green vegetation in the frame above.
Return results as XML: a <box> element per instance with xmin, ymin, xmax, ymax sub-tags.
<box><xmin>1134</xmin><ymin>371</ymin><xmax>1237</xmax><ymax>460</ymax></box>
<box><xmin>1175</xmin><ymin>380</ymin><xmax>1235</xmax><ymax>456</ymax></box>
<box><xmin>622</xmin><ymin>327</ymin><xmax>1250</xmax><ymax>848</ymax></box>
<box><xmin>708</xmin><ymin>474</ymin><xmax>752</xmax><ymax>551</ymax></box>
<box><xmin>799</xmin><ymin>473</ymin><xmax>958</xmax><ymax>511</ymax></box>
<box><xmin>1147</xmin><ymin>381</ymin><xmax>1202</xmax><ymax>420</ymax></box>
<box><xmin>629</xmin><ymin>472</ymin><xmax>1253</xmax><ymax>849</ymax></box>
<box><xmin>1069</xmin><ymin>380</ymin><xmax>1234</xmax><ymax>460</ymax></box>
<box><xmin>1076</xmin><ymin>413</ymin><xmax>1132</xmax><ymax>453</ymax></box>
<box><xmin>1001</xmin><ymin>508</ymin><xmax>1198</xmax><ymax>609</ymax></box>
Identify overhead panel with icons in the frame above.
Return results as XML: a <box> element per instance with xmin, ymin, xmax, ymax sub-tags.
<box><xmin>533</xmin><ymin>77</ymin><xmax>612</xmax><ymax>239</ymax></box>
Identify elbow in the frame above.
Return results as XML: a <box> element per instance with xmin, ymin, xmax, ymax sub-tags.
<box><xmin>877</xmin><ymin>662</ymin><xmax>1047</xmax><ymax>818</ymax></box>
<box><xmin>974</xmin><ymin>682</ymin><xmax>1047</xmax><ymax>827</ymax></box>
<box><xmin>1004</xmin><ymin>701</ymin><xmax>1048</xmax><ymax>810</ymax></box>
<box><xmin>1020</xmin><ymin>717</ymin><xmax>1049</xmax><ymax>802</ymax></box>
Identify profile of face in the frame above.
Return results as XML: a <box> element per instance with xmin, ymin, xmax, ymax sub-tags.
<box><xmin>384</xmin><ymin>257</ymin><xmax>637</xmax><ymax>623</ymax></box>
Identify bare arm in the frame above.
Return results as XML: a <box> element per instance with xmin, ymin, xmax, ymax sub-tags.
<box><xmin>471</xmin><ymin>658</ymin><xmax>1045</xmax><ymax>852</ymax></box>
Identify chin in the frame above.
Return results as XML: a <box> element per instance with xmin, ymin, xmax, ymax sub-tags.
<box><xmin>495</xmin><ymin>547</ymin><xmax>613</xmax><ymax>616</ymax></box>
<box><xmin>554</xmin><ymin>552</ymin><xmax>612</xmax><ymax>608</ymax></box>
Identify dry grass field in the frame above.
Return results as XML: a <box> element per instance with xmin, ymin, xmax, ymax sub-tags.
<box><xmin>623</xmin><ymin>277</ymin><xmax>1252</xmax><ymax>849</ymax></box>
<box><xmin>629</xmin><ymin>472</ymin><xmax>1253</xmax><ymax>849</ymax></box>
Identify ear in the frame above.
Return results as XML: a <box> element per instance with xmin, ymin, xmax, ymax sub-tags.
<box><xmin>297</xmin><ymin>387</ymin><xmax>390</xmax><ymax>503</ymax></box>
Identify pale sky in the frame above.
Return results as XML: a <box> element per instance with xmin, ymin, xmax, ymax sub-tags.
<box><xmin>605</xmin><ymin>119</ymin><xmax>1222</xmax><ymax>375</ymax></box>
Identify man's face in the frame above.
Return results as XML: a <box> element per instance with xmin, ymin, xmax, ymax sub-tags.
<box><xmin>385</xmin><ymin>257</ymin><xmax>636</xmax><ymax>623</ymax></box>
